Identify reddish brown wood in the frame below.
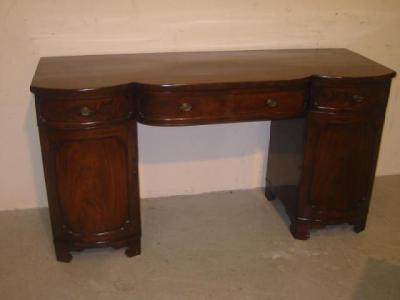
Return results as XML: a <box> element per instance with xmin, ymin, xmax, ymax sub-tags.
<box><xmin>266</xmin><ymin>78</ymin><xmax>391</xmax><ymax>239</ymax></box>
<box><xmin>37</xmin><ymin>93</ymin><xmax>141</xmax><ymax>262</ymax></box>
<box><xmin>31</xmin><ymin>49</ymin><xmax>395</xmax><ymax>261</ymax></box>
<box><xmin>137</xmin><ymin>83</ymin><xmax>307</xmax><ymax>125</ymax></box>
<box><xmin>38</xmin><ymin>94</ymin><xmax>133</xmax><ymax>128</ymax></box>
<box><xmin>30</xmin><ymin>49</ymin><xmax>395</xmax><ymax>93</ymax></box>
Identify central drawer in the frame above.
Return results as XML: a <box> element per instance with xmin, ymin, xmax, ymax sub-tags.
<box><xmin>138</xmin><ymin>86</ymin><xmax>307</xmax><ymax>125</ymax></box>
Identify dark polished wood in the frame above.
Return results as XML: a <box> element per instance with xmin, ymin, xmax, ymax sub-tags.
<box><xmin>266</xmin><ymin>78</ymin><xmax>391</xmax><ymax>239</ymax></box>
<box><xmin>36</xmin><ymin>92</ymin><xmax>141</xmax><ymax>262</ymax></box>
<box><xmin>31</xmin><ymin>49</ymin><xmax>395</xmax><ymax>261</ymax></box>
<box><xmin>37</xmin><ymin>94</ymin><xmax>133</xmax><ymax>128</ymax></box>
<box><xmin>137</xmin><ymin>82</ymin><xmax>307</xmax><ymax>125</ymax></box>
<box><xmin>31</xmin><ymin>49</ymin><xmax>394</xmax><ymax>92</ymax></box>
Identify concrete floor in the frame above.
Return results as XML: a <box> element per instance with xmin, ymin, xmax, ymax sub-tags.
<box><xmin>0</xmin><ymin>176</ymin><xmax>399</xmax><ymax>300</ymax></box>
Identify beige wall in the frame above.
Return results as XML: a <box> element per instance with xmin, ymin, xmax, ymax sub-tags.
<box><xmin>0</xmin><ymin>0</ymin><xmax>399</xmax><ymax>210</ymax></box>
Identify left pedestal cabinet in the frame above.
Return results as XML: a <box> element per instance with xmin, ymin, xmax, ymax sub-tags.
<box><xmin>35</xmin><ymin>91</ymin><xmax>141</xmax><ymax>262</ymax></box>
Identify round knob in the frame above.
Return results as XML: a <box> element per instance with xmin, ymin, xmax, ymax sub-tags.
<box><xmin>353</xmin><ymin>95</ymin><xmax>364</xmax><ymax>103</ymax></box>
<box><xmin>266</xmin><ymin>98</ymin><xmax>278</xmax><ymax>108</ymax></box>
<box><xmin>179</xmin><ymin>103</ymin><xmax>192</xmax><ymax>112</ymax></box>
<box><xmin>79</xmin><ymin>106</ymin><xmax>93</xmax><ymax>117</ymax></box>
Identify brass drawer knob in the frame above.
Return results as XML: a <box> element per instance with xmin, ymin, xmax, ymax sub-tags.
<box><xmin>79</xmin><ymin>106</ymin><xmax>94</xmax><ymax>117</ymax></box>
<box><xmin>179</xmin><ymin>103</ymin><xmax>192</xmax><ymax>112</ymax></box>
<box><xmin>266</xmin><ymin>98</ymin><xmax>278</xmax><ymax>108</ymax></box>
<box><xmin>353</xmin><ymin>95</ymin><xmax>364</xmax><ymax>103</ymax></box>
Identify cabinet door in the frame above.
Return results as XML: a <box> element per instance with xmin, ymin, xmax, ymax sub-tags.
<box><xmin>40</xmin><ymin>121</ymin><xmax>140</xmax><ymax>245</ymax></box>
<box><xmin>299</xmin><ymin>111</ymin><xmax>383</xmax><ymax>222</ymax></box>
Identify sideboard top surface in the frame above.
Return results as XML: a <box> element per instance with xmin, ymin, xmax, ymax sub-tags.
<box><xmin>31</xmin><ymin>48</ymin><xmax>396</xmax><ymax>93</ymax></box>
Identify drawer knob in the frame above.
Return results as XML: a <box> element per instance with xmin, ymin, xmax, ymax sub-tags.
<box><xmin>353</xmin><ymin>95</ymin><xmax>364</xmax><ymax>103</ymax></box>
<box><xmin>79</xmin><ymin>106</ymin><xmax>94</xmax><ymax>117</ymax></box>
<box><xmin>266</xmin><ymin>98</ymin><xmax>278</xmax><ymax>108</ymax></box>
<box><xmin>179</xmin><ymin>103</ymin><xmax>192</xmax><ymax>112</ymax></box>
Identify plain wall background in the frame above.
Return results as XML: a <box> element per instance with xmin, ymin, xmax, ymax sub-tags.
<box><xmin>0</xmin><ymin>0</ymin><xmax>399</xmax><ymax>210</ymax></box>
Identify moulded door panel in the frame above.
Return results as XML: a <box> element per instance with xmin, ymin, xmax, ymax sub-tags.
<box><xmin>41</xmin><ymin>122</ymin><xmax>139</xmax><ymax>243</ymax></box>
<box><xmin>55</xmin><ymin>137</ymin><xmax>129</xmax><ymax>235</ymax></box>
<box><xmin>300</xmin><ymin>111</ymin><xmax>382</xmax><ymax>221</ymax></box>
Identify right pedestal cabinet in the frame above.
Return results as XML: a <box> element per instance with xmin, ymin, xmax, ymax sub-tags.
<box><xmin>266</xmin><ymin>78</ymin><xmax>392</xmax><ymax>239</ymax></box>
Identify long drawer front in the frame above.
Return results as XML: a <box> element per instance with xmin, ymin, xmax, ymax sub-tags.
<box><xmin>137</xmin><ymin>85</ymin><xmax>307</xmax><ymax>125</ymax></box>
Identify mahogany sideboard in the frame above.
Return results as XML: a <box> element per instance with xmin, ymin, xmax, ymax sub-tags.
<box><xmin>30</xmin><ymin>49</ymin><xmax>396</xmax><ymax>262</ymax></box>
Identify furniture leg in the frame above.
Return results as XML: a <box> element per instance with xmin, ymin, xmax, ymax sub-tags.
<box><xmin>290</xmin><ymin>222</ymin><xmax>310</xmax><ymax>240</ymax></box>
<box><xmin>125</xmin><ymin>237</ymin><xmax>141</xmax><ymax>257</ymax></box>
<box><xmin>54</xmin><ymin>242</ymin><xmax>73</xmax><ymax>263</ymax></box>
<box><xmin>354</xmin><ymin>218</ymin><xmax>367</xmax><ymax>233</ymax></box>
<box><xmin>265</xmin><ymin>187</ymin><xmax>277</xmax><ymax>201</ymax></box>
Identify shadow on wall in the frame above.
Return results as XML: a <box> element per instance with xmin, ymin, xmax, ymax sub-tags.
<box><xmin>138</xmin><ymin>121</ymin><xmax>270</xmax><ymax>164</ymax></box>
<box><xmin>24</xmin><ymin>96</ymin><xmax>47</xmax><ymax>208</ymax></box>
<box><xmin>353</xmin><ymin>258</ymin><xmax>400</xmax><ymax>300</ymax></box>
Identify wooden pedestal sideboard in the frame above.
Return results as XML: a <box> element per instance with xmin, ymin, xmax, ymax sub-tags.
<box><xmin>30</xmin><ymin>49</ymin><xmax>396</xmax><ymax>262</ymax></box>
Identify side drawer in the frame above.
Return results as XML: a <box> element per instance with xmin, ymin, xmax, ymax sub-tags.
<box><xmin>37</xmin><ymin>95</ymin><xmax>134</xmax><ymax>128</ymax></box>
<box><xmin>311</xmin><ymin>80</ymin><xmax>389</xmax><ymax>111</ymax></box>
<box><xmin>138</xmin><ymin>87</ymin><xmax>307</xmax><ymax>125</ymax></box>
